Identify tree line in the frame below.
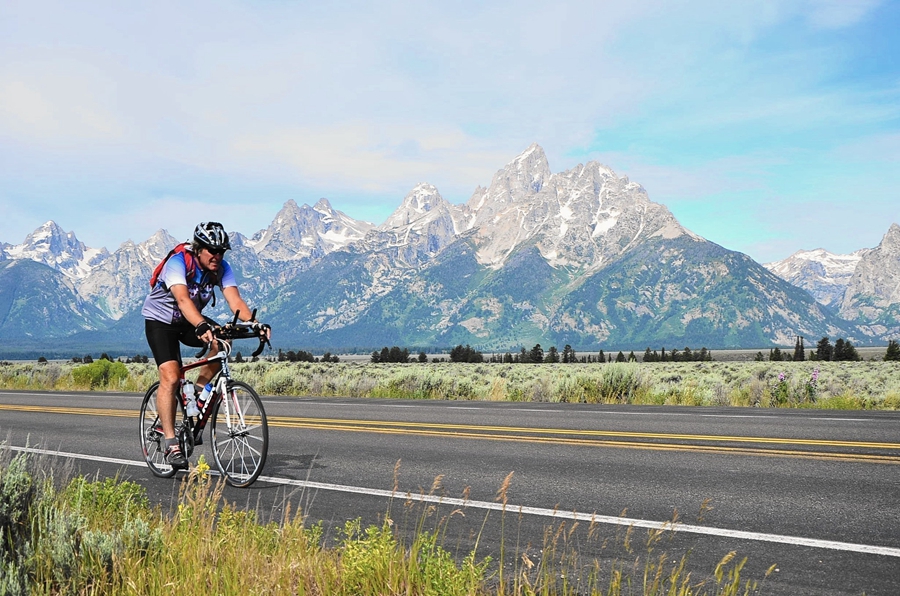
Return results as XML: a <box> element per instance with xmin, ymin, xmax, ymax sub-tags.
<box><xmin>368</xmin><ymin>344</ymin><xmax>714</xmax><ymax>364</ymax></box>
<box><xmin>756</xmin><ymin>337</ymin><xmax>864</xmax><ymax>362</ymax></box>
<box><xmin>277</xmin><ymin>349</ymin><xmax>340</xmax><ymax>363</ymax></box>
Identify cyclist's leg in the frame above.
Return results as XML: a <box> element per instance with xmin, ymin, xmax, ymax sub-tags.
<box><xmin>195</xmin><ymin>344</ymin><xmax>224</xmax><ymax>386</ymax></box>
<box><xmin>157</xmin><ymin>360</ymin><xmax>181</xmax><ymax>440</ymax></box>
<box><xmin>145</xmin><ymin>319</ymin><xmax>186</xmax><ymax>441</ymax></box>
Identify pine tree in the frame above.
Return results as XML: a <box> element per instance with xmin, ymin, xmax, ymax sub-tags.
<box><xmin>519</xmin><ymin>347</ymin><xmax>529</xmax><ymax>363</ymax></box>
<box><xmin>643</xmin><ymin>347</ymin><xmax>654</xmax><ymax>362</ymax></box>
<box><xmin>816</xmin><ymin>337</ymin><xmax>833</xmax><ymax>361</ymax></box>
<box><xmin>793</xmin><ymin>336</ymin><xmax>805</xmax><ymax>361</ymax></box>
<box><xmin>546</xmin><ymin>346</ymin><xmax>560</xmax><ymax>363</ymax></box>
<box><xmin>529</xmin><ymin>344</ymin><xmax>544</xmax><ymax>363</ymax></box>
<box><xmin>885</xmin><ymin>340</ymin><xmax>900</xmax><ymax>361</ymax></box>
<box><xmin>615</xmin><ymin>351</ymin><xmax>626</xmax><ymax>363</ymax></box>
<box><xmin>833</xmin><ymin>339</ymin><xmax>846</xmax><ymax>361</ymax></box>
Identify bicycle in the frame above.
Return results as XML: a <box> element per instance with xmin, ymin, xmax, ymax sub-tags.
<box><xmin>139</xmin><ymin>311</ymin><xmax>271</xmax><ymax>487</ymax></box>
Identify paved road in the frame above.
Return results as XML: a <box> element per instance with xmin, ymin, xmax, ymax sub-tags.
<box><xmin>1</xmin><ymin>389</ymin><xmax>899</xmax><ymax>595</ymax></box>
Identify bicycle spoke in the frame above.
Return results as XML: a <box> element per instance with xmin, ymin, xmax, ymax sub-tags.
<box><xmin>138</xmin><ymin>383</ymin><xmax>177</xmax><ymax>478</ymax></box>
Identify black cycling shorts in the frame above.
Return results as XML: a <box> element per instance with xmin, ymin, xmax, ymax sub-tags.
<box><xmin>145</xmin><ymin>318</ymin><xmax>213</xmax><ymax>366</ymax></box>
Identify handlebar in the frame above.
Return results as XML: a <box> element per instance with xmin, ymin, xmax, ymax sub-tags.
<box><xmin>194</xmin><ymin>309</ymin><xmax>271</xmax><ymax>358</ymax></box>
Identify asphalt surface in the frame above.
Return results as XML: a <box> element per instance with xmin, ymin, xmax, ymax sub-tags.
<box><xmin>1</xmin><ymin>389</ymin><xmax>899</xmax><ymax>595</ymax></box>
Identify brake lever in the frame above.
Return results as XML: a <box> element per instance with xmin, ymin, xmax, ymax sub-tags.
<box><xmin>195</xmin><ymin>342</ymin><xmax>212</xmax><ymax>359</ymax></box>
<box><xmin>251</xmin><ymin>336</ymin><xmax>271</xmax><ymax>358</ymax></box>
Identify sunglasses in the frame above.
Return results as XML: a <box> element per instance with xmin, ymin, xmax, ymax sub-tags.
<box><xmin>206</xmin><ymin>248</ymin><xmax>226</xmax><ymax>256</ymax></box>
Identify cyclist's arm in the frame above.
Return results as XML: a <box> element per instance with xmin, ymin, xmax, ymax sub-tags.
<box><xmin>222</xmin><ymin>286</ymin><xmax>271</xmax><ymax>339</ymax></box>
<box><xmin>222</xmin><ymin>286</ymin><xmax>253</xmax><ymax>321</ymax></box>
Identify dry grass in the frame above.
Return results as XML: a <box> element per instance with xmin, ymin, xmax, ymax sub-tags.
<box><xmin>3</xmin><ymin>359</ymin><xmax>898</xmax><ymax>409</ymax></box>
<box><xmin>2</xmin><ymin>447</ymin><xmax>770</xmax><ymax>595</ymax></box>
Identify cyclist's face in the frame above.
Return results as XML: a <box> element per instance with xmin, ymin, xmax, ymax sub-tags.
<box><xmin>199</xmin><ymin>247</ymin><xmax>225</xmax><ymax>270</ymax></box>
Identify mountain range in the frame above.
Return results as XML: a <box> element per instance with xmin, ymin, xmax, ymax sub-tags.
<box><xmin>1</xmin><ymin>144</ymin><xmax>897</xmax><ymax>357</ymax></box>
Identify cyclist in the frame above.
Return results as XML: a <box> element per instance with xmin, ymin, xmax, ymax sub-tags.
<box><xmin>141</xmin><ymin>221</ymin><xmax>270</xmax><ymax>470</ymax></box>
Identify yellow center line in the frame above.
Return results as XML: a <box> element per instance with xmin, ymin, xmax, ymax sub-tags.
<box><xmin>264</xmin><ymin>419</ymin><xmax>900</xmax><ymax>464</ymax></box>
<box><xmin>0</xmin><ymin>404</ymin><xmax>133</xmax><ymax>417</ymax></box>
<box><xmin>3</xmin><ymin>404</ymin><xmax>898</xmax><ymax>463</ymax></box>
<box><xmin>264</xmin><ymin>415</ymin><xmax>900</xmax><ymax>451</ymax></box>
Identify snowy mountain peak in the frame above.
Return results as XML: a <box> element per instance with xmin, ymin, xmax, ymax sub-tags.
<box><xmin>882</xmin><ymin>223</ymin><xmax>900</xmax><ymax>249</ymax></box>
<box><xmin>381</xmin><ymin>183</ymin><xmax>450</xmax><ymax>229</ymax></box>
<box><xmin>764</xmin><ymin>248</ymin><xmax>867</xmax><ymax>307</ymax></box>
<box><xmin>466</xmin><ymin>144</ymin><xmax>552</xmax><ymax>215</ymax></box>
<box><xmin>313</xmin><ymin>197</ymin><xmax>335</xmax><ymax>214</ymax></box>
<box><xmin>463</xmin><ymin>144</ymin><xmax>689</xmax><ymax>269</ymax></box>
<box><xmin>250</xmin><ymin>199</ymin><xmax>373</xmax><ymax>261</ymax></box>
<box><xmin>504</xmin><ymin>143</ymin><xmax>551</xmax><ymax>194</ymax></box>
<box><xmin>4</xmin><ymin>220</ymin><xmax>109</xmax><ymax>279</ymax></box>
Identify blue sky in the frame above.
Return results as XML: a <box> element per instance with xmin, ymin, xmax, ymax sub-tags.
<box><xmin>1</xmin><ymin>0</ymin><xmax>897</xmax><ymax>263</ymax></box>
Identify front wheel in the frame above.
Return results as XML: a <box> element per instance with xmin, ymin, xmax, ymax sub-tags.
<box><xmin>210</xmin><ymin>380</ymin><xmax>268</xmax><ymax>487</ymax></box>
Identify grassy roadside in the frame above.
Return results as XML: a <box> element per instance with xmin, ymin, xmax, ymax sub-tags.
<box><xmin>2</xmin><ymin>360</ymin><xmax>899</xmax><ymax>409</ymax></box>
<box><xmin>1</xmin><ymin>447</ymin><xmax>771</xmax><ymax>595</ymax></box>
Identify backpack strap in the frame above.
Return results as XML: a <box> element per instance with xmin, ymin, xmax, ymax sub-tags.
<box><xmin>150</xmin><ymin>243</ymin><xmax>222</xmax><ymax>307</ymax></box>
<box><xmin>150</xmin><ymin>243</ymin><xmax>195</xmax><ymax>290</ymax></box>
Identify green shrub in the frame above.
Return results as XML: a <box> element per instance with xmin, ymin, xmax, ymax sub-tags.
<box><xmin>0</xmin><ymin>450</ymin><xmax>46</xmax><ymax>595</ymax></box>
<box><xmin>337</xmin><ymin>519</ymin><xmax>487</xmax><ymax>596</ymax></box>
<box><xmin>72</xmin><ymin>360</ymin><xmax>128</xmax><ymax>389</ymax></box>
<box><xmin>61</xmin><ymin>476</ymin><xmax>150</xmax><ymax>527</ymax></box>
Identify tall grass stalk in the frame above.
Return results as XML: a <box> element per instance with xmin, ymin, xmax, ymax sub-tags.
<box><xmin>2</xmin><ymin>446</ymin><xmax>772</xmax><ymax>595</ymax></box>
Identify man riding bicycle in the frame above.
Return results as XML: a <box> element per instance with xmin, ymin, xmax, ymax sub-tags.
<box><xmin>141</xmin><ymin>221</ymin><xmax>270</xmax><ymax>470</ymax></box>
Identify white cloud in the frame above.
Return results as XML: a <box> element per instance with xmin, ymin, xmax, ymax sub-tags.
<box><xmin>0</xmin><ymin>0</ymin><xmax>896</xmax><ymax>258</ymax></box>
<box><xmin>0</xmin><ymin>57</ymin><xmax>126</xmax><ymax>146</ymax></box>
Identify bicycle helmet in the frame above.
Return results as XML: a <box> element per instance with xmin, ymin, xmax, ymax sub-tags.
<box><xmin>193</xmin><ymin>221</ymin><xmax>231</xmax><ymax>251</ymax></box>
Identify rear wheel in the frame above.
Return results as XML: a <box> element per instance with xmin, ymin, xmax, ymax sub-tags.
<box><xmin>210</xmin><ymin>380</ymin><xmax>268</xmax><ymax>487</ymax></box>
<box><xmin>139</xmin><ymin>382</ymin><xmax>193</xmax><ymax>477</ymax></box>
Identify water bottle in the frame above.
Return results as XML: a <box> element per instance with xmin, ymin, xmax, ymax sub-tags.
<box><xmin>184</xmin><ymin>381</ymin><xmax>199</xmax><ymax>417</ymax></box>
<box><xmin>198</xmin><ymin>382</ymin><xmax>213</xmax><ymax>408</ymax></box>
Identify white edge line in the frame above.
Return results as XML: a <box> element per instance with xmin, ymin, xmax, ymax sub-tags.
<box><xmin>10</xmin><ymin>445</ymin><xmax>900</xmax><ymax>559</ymax></box>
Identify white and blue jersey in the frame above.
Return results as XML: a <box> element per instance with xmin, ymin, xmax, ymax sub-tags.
<box><xmin>141</xmin><ymin>252</ymin><xmax>237</xmax><ymax>325</ymax></box>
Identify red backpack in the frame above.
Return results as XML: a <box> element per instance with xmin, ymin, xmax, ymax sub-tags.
<box><xmin>149</xmin><ymin>243</ymin><xmax>198</xmax><ymax>288</ymax></box>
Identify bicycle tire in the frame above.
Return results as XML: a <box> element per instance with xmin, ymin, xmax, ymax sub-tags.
<box><xmin>139</xmin><ymin>382</ymin><xmax>194</xmax><ymax>478</ymax></box>
<box><xmin>210</xmin><ymin>380</ymin><xmax>268</xmax><ymax>487</ymax></box>
<box><xmin>138</xmin><ymin>382</ymin><xmax>177</xmax><ymax>478</ymax></box>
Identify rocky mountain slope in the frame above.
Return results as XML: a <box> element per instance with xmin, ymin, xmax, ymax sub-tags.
<box><xmin>839</xmin><ymin>224</ymin><xmax>900</xmax><ymax>338</ymax></box>
<box><xmin>764</xmin><ymin>248</ymin><xmax>869</xmax><ymax>308</ymax></box>
<box><xmin>0</xmin><ymin>259</ymin><xmax>110</xmax><ymax>340</ymax></box>
<box><xmin>1</xmin><ymin>145</ymin><xmax>896</xmax><ymax>353</ymax></box>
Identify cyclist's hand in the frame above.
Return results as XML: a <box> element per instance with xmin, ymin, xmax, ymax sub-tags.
<box><xmin>195</xmin><ymin>321</ymin><xmax>218</xmax><ymax>344</ymax></box>
<box><xmin>252</xmin><ymin>321</ymin><xmax>272</xmax><ymax>341</ymax></box>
